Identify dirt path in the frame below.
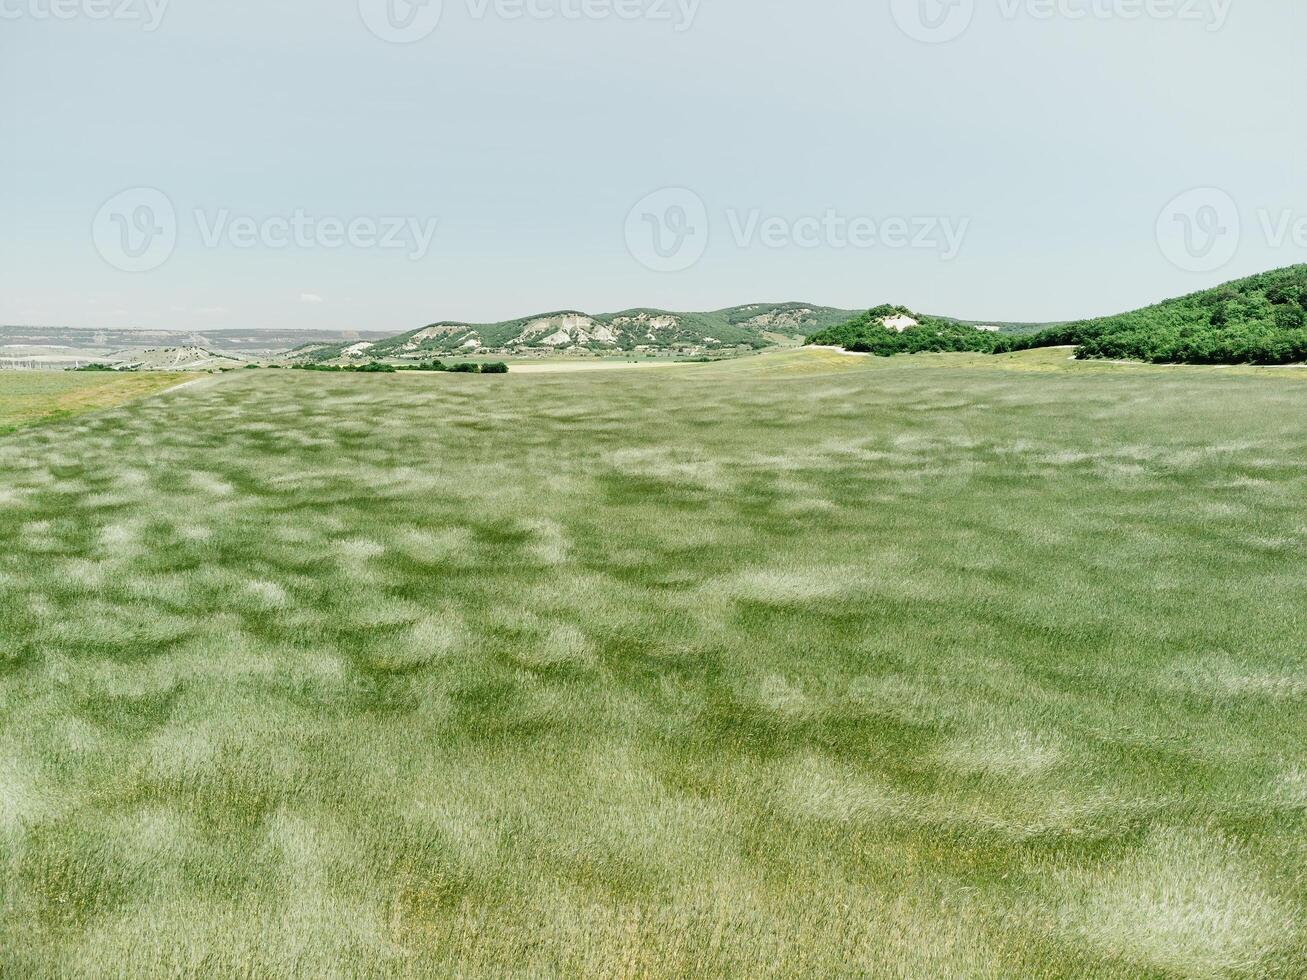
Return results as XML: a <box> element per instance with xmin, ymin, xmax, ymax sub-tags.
<box><xmin>805</xmin><ymin>345</ymin><xmax>877</xmax><ymax>357</ymax></box>
<box><xmin>155</xmin><ymin>375</ymin><xmax>215</xmax><ymax>397</ymax></box>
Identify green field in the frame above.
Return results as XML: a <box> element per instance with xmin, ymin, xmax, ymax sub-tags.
<box><xmin>0</xmin><ymin>372</ymin><xmax>189</xmax><ymax>436</ymax></box>
<box><xmin>1</xmin><ymin>350</ymin><xmax>1304</xmax><ymax>977</ymax></box>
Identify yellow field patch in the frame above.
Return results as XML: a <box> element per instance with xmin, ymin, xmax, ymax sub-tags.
<box><xmin>0</xmin><ymin>371</ymin><xmax>193</xmax><ymax>433</ymax></box>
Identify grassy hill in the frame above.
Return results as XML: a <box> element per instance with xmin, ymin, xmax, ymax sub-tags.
<box><xmin>1007</xmin><ymin>265</ymin><xmax>1307</xmax><ymax>364</ymax></box>
<box><xmin>286</xmin><ymin>303</ymin><xmax>860</xmax><ymax>362</ymax></box>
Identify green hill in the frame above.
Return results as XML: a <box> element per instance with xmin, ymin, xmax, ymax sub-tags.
<box><xmin>1007</xmin><ymin>265</ymin><xmax>1307</xmax><ymax>364</ymax></box>
<box><xmin>288</xmin><ymin>267</ymin><xmax>1307</xmax><ymax>367</ymax></box>
<box><xmin>286</xmin><ymin>303</ymin><xmax>860</xmax><ymax>362</ymax></box>
<box><xmin>807</xmin><ymin>267</ymin><xmax>1307</xmax><ymax>366</ymax></box>
<box><xmin>805</xmin><ymin>305</ymin><xmax>1010</xmax><ymax>355</ymax></box>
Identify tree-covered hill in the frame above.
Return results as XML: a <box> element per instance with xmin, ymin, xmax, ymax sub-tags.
<box><xmin>809</xmin><ymin>267</ymin><xmax>1307</xmax><ymax>366</ymax></box>
<box><xmin>805</xmin><ymin>305</ymin><xmax>1004</xmax><ymax>355</ymax></box>
<box><xmin>1005</xmin><ymin>265</ymin><xmax>1307</xmax><ymax>364</ymax></box>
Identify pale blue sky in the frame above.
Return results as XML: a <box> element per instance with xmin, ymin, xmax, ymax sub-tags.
<box><xmin>2</xmin><ymin>0</ymin><xmax>1305</xmax><ymax>332</ymax></box>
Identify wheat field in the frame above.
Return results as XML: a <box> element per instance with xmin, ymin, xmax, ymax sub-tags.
<box><xmin>1</xmin><ymin>351</ymin><xmax>1304</xmax><ymax>977</ymax></box>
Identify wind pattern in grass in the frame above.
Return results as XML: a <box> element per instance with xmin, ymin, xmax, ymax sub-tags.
<box><xmin>0</xmin><ymin>351</ymin><xmax>1304</xmax><ymax>977</ymax></box>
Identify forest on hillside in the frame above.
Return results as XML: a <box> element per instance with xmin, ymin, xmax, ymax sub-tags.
<box><xmin>808</xmin><ymin>267</ymin><xmax>1307</xmax><ymax>365</ymax></box>
<box><xmin>1002</xmin><ymin>266</ymin><xmax>1307</xmax><ymax>364</ymax></box>
<box><xmin>805</xmin><ymin>306</ymin><xmax>1001</xmax><ymax>355</ymax></box>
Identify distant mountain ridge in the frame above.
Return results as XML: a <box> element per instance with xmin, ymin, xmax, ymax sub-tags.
<box><xmin>0</xmin><ymin>326</ymin><xmax>392</xmax><ymax>356</ymax></box>
<box><xmin>287</xmin><ymin>303</ymin><xmax>863</xmax><ymax>362</ymax></box>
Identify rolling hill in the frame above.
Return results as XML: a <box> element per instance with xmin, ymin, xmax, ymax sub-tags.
<box><xmin>806</xmin><ymin>267</ymin><xmax>1307</xmax><ymax>366</ymax></box>
<box><xmin>805</xmin><ymin>305</ymin><xmax>1022</xmax><ymax>356</ymax></box>
<box><xmin>285</xmin><ymin>303</ymin><xmax>861</xmax><ymax>362</ymax></box>
<box><xmin>106</xmin><ymin>346</ymin><xmax>251</xmax><ymax>371</ymax></box>
<box><xmin>1005</xmin><ymin>264</ymin><xmax>1307</xmax><ymax>364</ymax></box>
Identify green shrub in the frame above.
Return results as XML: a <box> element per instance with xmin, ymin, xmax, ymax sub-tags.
<box><xmin>481</xmin><ymin>362</ymin><xmax>509</xmax><ymax>374</ymax></box>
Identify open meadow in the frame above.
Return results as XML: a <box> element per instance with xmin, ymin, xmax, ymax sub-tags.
<box><xmin>1</xmin><ymin>349</ymin><xmax>1305</xmax><ymax>977</ymax></box>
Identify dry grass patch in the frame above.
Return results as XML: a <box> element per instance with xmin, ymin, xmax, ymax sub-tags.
<box><xmin>0</xmin><ymin>371</ymin><xmax>191</xmax><ymax>432</ymax></box>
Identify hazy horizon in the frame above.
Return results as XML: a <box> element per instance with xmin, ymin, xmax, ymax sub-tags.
<box><xmin>4</xmin><ymin>1</ymin><xmax>1306</xmax><ymax>333</ymax></box>
<box><xmin>4</xmin><ymin>267</ymin><xmax>1291</xmax><ymax>336</ymax></box>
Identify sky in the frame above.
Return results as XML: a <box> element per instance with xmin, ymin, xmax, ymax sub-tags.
<box><xmin>2</xmin><ymin>0</ymin><xmax>1306</xmax><ymax>332</ymax></box>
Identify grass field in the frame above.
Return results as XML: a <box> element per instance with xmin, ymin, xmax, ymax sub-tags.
<box><xmin>1</xmin><ymin>350</ymin><xmax>1304</xmax><ymax>977</ymax></box>
<box><xmin>0</xmin><ymin>372</ymin><xmax>189</xmax><ymax>436</ymax></box>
